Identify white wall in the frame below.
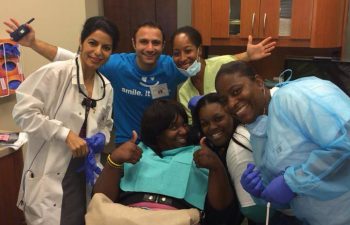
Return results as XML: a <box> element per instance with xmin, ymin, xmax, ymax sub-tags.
<box><xmin>85</xmin><ymin>0</ymin><xmax>104</xmax><ymax>18</ymax></box>
<box><xmin>0</xmin><ymin>0</ymin><xmax>101</xmax><ymax>131</ymax></box>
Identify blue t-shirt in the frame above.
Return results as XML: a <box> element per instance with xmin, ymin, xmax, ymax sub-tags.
<box><xmin>99</xmin><ymin>53</ymin><xmax>187</xmax><ymax>144</ymax></box>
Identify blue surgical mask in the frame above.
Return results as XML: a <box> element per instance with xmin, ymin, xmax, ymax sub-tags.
<box><xmin>177</xmin><ymin>50</ymin><xmax>202</xmax><ymax>77</ymax></box>
<box><xmin>187</xmin><ymin>59</ymin><xmax>201</xmax><ymax>76</ymax></box>
<box><xmin>178</xmin><ymin>59</ymin><xmax>201</xmax><ymax>77</ymax></box>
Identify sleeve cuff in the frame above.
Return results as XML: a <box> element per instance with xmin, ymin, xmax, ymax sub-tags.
<box><xmin>55</xmin><ymin>126</ymin><xmax>70</xmax><ymax>142</ymax></box>
<box><xmin>231</xmin><ymin>55</ymin><xmax>238</xmax><ymax>61</ymax></box>
<box><xmin>101</xmin><ymin>130</ymin><xmax>110</xmax><ymax>145</ymax></box>
<box><xmin>54</xmin><ymin>47</ymin><xmax>76</xmax><ymax>61</ymax></box>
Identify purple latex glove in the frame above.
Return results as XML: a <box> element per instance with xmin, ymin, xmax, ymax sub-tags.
<box><xmin>76</xmin><ymin>143</ymin><xmax>102</xmax><ymax>186</ymax></box>
<box><xmin>261</xmin><ymin>175</ymin><xmax>295</xmax><ymax>204</ymax></box>
<box><xmin>85</xmin><ymin>146</ymin><xmax>102</xmax><ymax>186</ymax></box>
<box><xmin>86</xmin><ymin>132</ymin><xmax>105</xmax><ymax>153</ymax></box>
<box><xmin>188</xmin><ymin>95</ymin><xmax>203</xmax><ymax>113</ymax></box>
<box><xmin>240</xmin><ymin>163</ymin><xmax>265</xmax><ymax>197</ymax></box>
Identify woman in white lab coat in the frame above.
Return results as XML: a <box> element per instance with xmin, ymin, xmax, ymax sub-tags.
<box><xmin>12</xmin><ymin>16</ymin><xmax>118</xmax><ymax>225</ymax></box>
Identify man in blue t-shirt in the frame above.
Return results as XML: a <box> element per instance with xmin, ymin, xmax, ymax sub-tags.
<box><xmin>96</xmin><ymin>22</ymin><xmax>186</xmax><ymax>143</ymax></box>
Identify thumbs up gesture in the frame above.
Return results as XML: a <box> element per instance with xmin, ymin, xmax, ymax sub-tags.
<box><xmin>109</xmin><ymin>131</ymin><xmax>142</xmax><ymax>165</ymax></box>
<box><xmin>193</xmin><ymin>137</ymin><xmax>222</xmax><ymax>170</ymax></box>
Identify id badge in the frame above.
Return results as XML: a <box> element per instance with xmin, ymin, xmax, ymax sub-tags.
<box><xmin>150</xmin><ymin>83</ymin><xmax>169</xmax><ymax>99</ymax></box>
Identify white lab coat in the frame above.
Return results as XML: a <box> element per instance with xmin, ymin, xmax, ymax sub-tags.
<box><xmin>13</xmin><ymin>57</ymin><xmax>113</xmax><ymax>225</ymax></box>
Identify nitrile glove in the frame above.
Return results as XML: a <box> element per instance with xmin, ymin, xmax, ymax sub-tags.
<box><xmin>261</xmin><ymin>175</ymin><xmax>295</xmax><ymax>204</ymax></box>
<box><xmin>76</xmin><ymin>133</ymin><xmax>104</xmax><ymax>186</ymax></box>
<box><xmin>188</xmin><ymin>95</ymin><xmax>203</xmax><ymax>113</ymax></box>
<box><xmin>240</xmin><ymin>163</ymin><xmax>265</xmax><ymax>197</ymax></box>
<box><xmin>85</xmin><ymin>146</ymin><xmax>102</xmax><ymax>186</ymax></box>
<box><xmin>86</xmin><ymin>132</ymin><xmax>105</xmax><ymax>153</ymax></box>
<box><xmin>76</xmin><ymin>142</ymin><xmax>102</xmax><ymax>186</ymax></box>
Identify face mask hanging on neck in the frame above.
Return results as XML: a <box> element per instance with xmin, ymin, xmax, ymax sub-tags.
<box><xmin>177</xmin><ymin>50</ymin><xmax>201</xmax><ymax>77</ymax></box>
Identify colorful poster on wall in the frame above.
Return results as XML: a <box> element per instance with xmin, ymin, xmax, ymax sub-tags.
<box><xmin>0</xmin><ymin>39</ymin><xmax>24</xmax><ymax>97</ymax></box>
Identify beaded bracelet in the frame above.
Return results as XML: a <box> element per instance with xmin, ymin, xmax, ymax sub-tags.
<box><xmin>107</xmin><ymin>154</ymin><xmax>123</xmax><ymax>169</ymax></box>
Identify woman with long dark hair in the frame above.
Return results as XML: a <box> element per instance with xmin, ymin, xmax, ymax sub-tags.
<box><xmin>13</xmin><ymin>16</ymin><xmax>118</xmax><ymax>225</ymax></box>
<box><xmin>192</xmin><ymin>93</ymin><xmax>267</xmax><ymax>224</ymax></box>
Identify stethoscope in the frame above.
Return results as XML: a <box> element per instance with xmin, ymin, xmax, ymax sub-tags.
<box><xmin>75</xmin><ymin>57</ymin><xmax>106</xmax><ymax>109</ymax></box>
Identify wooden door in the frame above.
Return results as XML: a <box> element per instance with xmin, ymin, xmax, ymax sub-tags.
<box><xmin>211</xmin><ymin>0</ymin><xmax>230</xmax><ymax>38</ymax></box>
<box><xmin>290</xmin><ymin>0</ymin><xmax>313</xmax><ymax>39</ymax></box>
<box><xmin>0</xmin><ymin>148</ymin><xmax>25</xmax><ymax>225</ymax></box>
<box><xmin>240</xmin><ymin>0</ymin><xmax>261</xmax><ymax>37</ymax></box>
<box><xmin>103</xmin><ymin>0</ymin><xmax>177</xmax><ymax>54</ymax></box>
<box><xmin>259</xmin><ymin>0</ymin><xmax>280</xmax><ymax>38</ymax></box>
<box><xmin>310</xmin><ymin>0</ymin><xmax>347</xmax><ymax>48</ymax></box>
<box><xmin>192</xmin><ymin>0</ymin><xmax>212</xmax><ymax>45</ymax></box>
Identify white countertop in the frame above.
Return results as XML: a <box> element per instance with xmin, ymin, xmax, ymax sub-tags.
<box><xmin>0</xmin><ymin>145</ymin><xmax>19</xmax><ymax>158</ymax></box>
<box><xmin>0</xmin><ymin>130</ymin><xmax>23</xmax><ymax>158</ymax></box>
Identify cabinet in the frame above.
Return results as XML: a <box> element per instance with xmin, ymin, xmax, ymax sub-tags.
<box><xmin>0</xmin><ymin>145</ymin><xmax>25</xmax><ymax>225</ymax></box>
<box><xmin>192</xmin><ymin>0</ymin><xmax>348</xmax><ymax>48</ymax></box>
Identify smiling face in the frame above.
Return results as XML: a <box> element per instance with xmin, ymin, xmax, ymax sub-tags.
<box><xmin>133</xmin><ymin>26</ymin><xmax>164</xmax><ymax>71</ymax></box>
<box><xmin>172</xmin><ymin>33</ymin><xmax>200</xmax><ymax>70</ymax></box>
<box><xmin>199</xmin><ymin>102</ymin><xmax>234</xmax><ymax>148</ymax></box>
<box><xmin>216</xmin><ymin>72</ymin><xmax>266</xmax><ymax>124</ymax></box>
<box><xmin>141</xmin><ymin>99</ymin><xmax>190</xmax><ymax>153</ymax></box>
<box><xmin>157</xmin><ymin>114</ymin><xmax>189</xmax><ymax>150</ymax></box>
<box><xmin>80</xmin><ymin>29</ymin><xmax>113</xmax><ymax>71</ymax></box>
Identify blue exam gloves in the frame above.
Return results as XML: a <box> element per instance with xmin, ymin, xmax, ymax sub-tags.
<box><xmin>77</xmin><ymin>132</ymin><xmax>106</xmax><ymax>186</ymax></box>
<box><xmin>240</xmin><ymin>163</ymin><xmax>265</xmax><ymax>197</ymax></box>
<box><xmin>83</xmin><ymin>145</ymin><xmax>102</xmax><ymax>186</ymax></box>
<box><xmin>86</xmin><ymin>132</ymin><xmax>106</xmax><ymax>153</ymax></box>
<box><xmin>241</xmin><ymin>163</ymin><xmax>295</xmax><ymax>204</ymax></box>
<box><xmin>188</xmin><ymin>95</ymin><xmax>203</xmax><ymax>113</ymax></box>
<box><xmin>261</xmin><ymin>175</ymin><xmax>295</xmax><ymax>205</ymax></box>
